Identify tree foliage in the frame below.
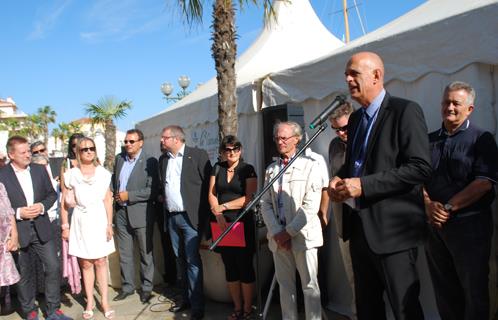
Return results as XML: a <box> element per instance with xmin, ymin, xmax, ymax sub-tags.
<box><xmin>85</xmin><ymin>96</ymin><xmax>132</xmax><ymax>170</ymax></box>
<box><xmin>176</xmin><ymin>0</ymin><xmax>273</xmax><ymax>142</ymax></box>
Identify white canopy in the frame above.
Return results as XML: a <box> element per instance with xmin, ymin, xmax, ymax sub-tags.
<box><xmin>263</xmin><ymin>0</ymin><xmax>498</xmax><ymax>137</ymax></box>
<box><xmin>136</xmin><ymin>0</ymin><xmax>344</xmax><ymax>163</ymax></box>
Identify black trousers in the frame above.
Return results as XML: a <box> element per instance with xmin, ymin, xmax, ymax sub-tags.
<box><xmin>17</xmin><ymin>223</ymin><xmax>61</xmax><ymax>316</ymax></box>
<box><xmin>425</xmin><ymin>212</ymin><xmax>492</xmax><ymax>320</ymax></box>
<box><xmin>350</xmin><ymin>213</ymin><xmax>424</xmax><ymax>320</ymax></box>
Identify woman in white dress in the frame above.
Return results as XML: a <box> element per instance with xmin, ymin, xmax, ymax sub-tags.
<box><xmin>60</xmin><ymin>137</ymin><xmax>115</xmax><ymax>319</ymax></box>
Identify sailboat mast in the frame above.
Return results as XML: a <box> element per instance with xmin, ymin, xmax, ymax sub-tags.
<box><xmin>342</xmin><ymin>0</ymin><xmax>350</xmax><ymax>43</ymax></box>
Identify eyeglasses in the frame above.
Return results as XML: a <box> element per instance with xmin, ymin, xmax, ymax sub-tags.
<box><xmin>223</xmin><ymin>146</ymin><xmax>241</xmax><ymax>153</ymax></box>
<box><xmin>32</xmin><ymin>148</ymin><xmax>46</xmax><ymax>155</ymax></box>
<box><xmin>80</xmin><ymin>147</ymin><xmax>96</xmax><ymax>153</ymax></box>
<box><xmin>274</xmin><ymin>135</ymin><xmax>296</xmax><ymax>142</ymax></box>
<box><xmin>124</xmin><ymin>139</ymin><xmax>141</xmax><ymax>145</ymax></box>
<box><xmin>161</xmin><ymin>136</ymin><xmax>175</xmax><ymax>140</ymax></box>
<box><xmin>332</xmin><ymin>125</ymin><xmax>348</xmax><ymax>133</ymax></box>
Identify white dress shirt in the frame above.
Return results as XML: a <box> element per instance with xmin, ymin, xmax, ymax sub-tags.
<box><xmin>12</xmin><ymin>164</ymin><xmax>44</xmax><ymax>220</ymax></box>
<box><xmin>164</xmin><ymin>144</ymin><xmax>185</xmax><ymax>212</ymax></box>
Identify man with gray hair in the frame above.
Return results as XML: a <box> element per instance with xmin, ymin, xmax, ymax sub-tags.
<box><xmin>424</xmin><ymin>81</ymin><xmax>498</xmax><ymax>320</ymax></box>
<box><xmin>261</xmin><ymin>121</ymin><xmax>323</xmax><ymax>320</ymax></box>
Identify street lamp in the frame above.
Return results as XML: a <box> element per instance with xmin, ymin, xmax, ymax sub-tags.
<box><xmin>161</xmin><ymin>75</ymin><xmax>191</xmax><ymax>102</ymax></box>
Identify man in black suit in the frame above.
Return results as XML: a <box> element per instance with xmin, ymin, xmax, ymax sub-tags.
<box><xmin>0</xmin><ymin>136</ymin><xmax>72</xmax><ymax>320</ymax></box>
<box><xmin>112</xmin><ymin>129</ymin><xmax>158</xmax><ymax>303</ymax></box>
<box><xmin>158</xmin><ymin>125</ymin><xmax>211</xmax><ymax>320</ymax></box>
<box><xmin>329</xmin><ymin>52</ymin><xmax>432</xmax><ymax>320</ymax></box>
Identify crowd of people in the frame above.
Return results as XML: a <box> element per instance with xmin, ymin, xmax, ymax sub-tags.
<box><xmin>0</xmin><ymin>51</ymin><xmax>497</xmax><ymax>320</ymax></box>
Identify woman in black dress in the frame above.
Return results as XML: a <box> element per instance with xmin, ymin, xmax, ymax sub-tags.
<box><xmin>208</xmin><ymin>135</ymin><xmax>257</xmax><ymax>320</ymax></box>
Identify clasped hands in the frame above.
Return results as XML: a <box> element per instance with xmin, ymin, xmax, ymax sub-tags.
<box><xmin>19</xmin><ymin>203</ymin><xmax>44</xmax><ymax>220</ymax></box>
<box><xmin>114</xmin><ymin>191</ymin><xmax>128</xmax><ymax>205</ymax></box>
<box><xmin>425</xmin><ymin>201</ymin><xmax>450</xmax><ymax>229</ymax></box>
<box><xmin>273</xmin><ymin>230</ymin><xmax>291</xmax><ymax>251</ymax></box>
<box><xmin>328</xmin><ymin>176</ymin><xmax>362</xmax><ymax>202</ymax></box>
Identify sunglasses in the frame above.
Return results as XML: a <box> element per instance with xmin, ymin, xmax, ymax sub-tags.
<box><xmin>80</xmin><ymin>147</ymin><xmax>96</xmax><ymax>153</ymax></box>
<box><xmin>223</xmin><ymin>146</ymin><xmax>241</xmax><ymax>153</ymax></box>
<box><xmin>332</xmin><ymin>125</ymin><xmax>348</xmax><ymax>133</ymax></box>
<box><xmin>124</xmin><ymin>139</ymin><xmax>141</xmax><ymax>145</ymax></box>
<box><xmin>32</xmin><ymin>148</ymin><xmax>46</xmax><ymax>155</ymax></box>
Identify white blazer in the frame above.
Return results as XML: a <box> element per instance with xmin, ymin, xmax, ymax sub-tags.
<box><xmin>260</xmin><ymin>154</ymin><xmax>323</xmax><ymax>252</ymax></box>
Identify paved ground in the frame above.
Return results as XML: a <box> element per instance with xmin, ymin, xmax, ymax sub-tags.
<box><xmin>1</xmin><ymin>285</ymin><xmax>350</xmax><ymax>320</ymax></box>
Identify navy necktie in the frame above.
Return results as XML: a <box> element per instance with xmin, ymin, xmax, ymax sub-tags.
<box><xmin>352</xmin><ymin>109</ymin><xmax>371</xmax><ymax>177</ymax></box>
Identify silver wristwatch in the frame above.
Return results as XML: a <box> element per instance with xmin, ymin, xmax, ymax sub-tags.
<box><xmin>444</xmin><ymin>203</ymin><xmax>453</xmax><ymax>212</ymax></box>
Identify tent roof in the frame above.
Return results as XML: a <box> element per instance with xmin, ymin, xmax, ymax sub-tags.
<box><xmin>137</xmin><ymin>0</ymin><xmax>344</xmax><ymax>127</ymax></box>
<box><xmin>262</xmin><ymin>0</ymin><xmax>498</xmax><ymax>106</ymax></box>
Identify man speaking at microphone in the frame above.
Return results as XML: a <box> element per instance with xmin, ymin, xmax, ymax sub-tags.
<box><xmin>329</xmin><ymin>52</ymin><xmax>432</xmax><ymax>320</ymax></box>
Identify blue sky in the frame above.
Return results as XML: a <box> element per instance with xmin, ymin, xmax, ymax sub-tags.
<box><xmin>0</xmin><ymin>0</ymin><xmax>424</xmax><ymax>131</ymax></box>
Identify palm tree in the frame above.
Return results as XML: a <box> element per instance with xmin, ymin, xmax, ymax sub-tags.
<box><xmin>51</xmin><ymin>122</ymin><xmax>82</xmax><ymax>155</ymax></box>
<box><xmin>0</xmin><ymin>117</ymin><xmax>36</xmax><ymax>139</ymax></box>
<box><xmin>85</xmin><ymin>96</ymin><xmax>132</xmax><ymax>170</ymax></box>
<box><xmin>177</xmin><ymin>0</ymin><xmax>272</xmax><ymax>142</ymax></box>
<box><xmin>35</xmin><ymin>105</ymin><xmax>57</xmax><ymax>145</ymax></box>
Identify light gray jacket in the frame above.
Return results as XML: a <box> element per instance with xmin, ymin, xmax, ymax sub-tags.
<box><xmin>260</xmin><ymin>154</ymin><xmax>323</xmax><ymax>252</ymax></box>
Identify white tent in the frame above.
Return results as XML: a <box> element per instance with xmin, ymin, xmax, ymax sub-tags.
<box><xmin>263</xmin><ymin>0</ymin><xmax>498</xmax><ymax>153</ymax></box>
<box><xmin>261</xmin><ymin>0</ymin><xmax>498</xmax><ymax>318</ymax></box>
<box><xmin>136</xmin><ymin>0</ymin><xmax>344</xmax><ymax>173</ymax></box>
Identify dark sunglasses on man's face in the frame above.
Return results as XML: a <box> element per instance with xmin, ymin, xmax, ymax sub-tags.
<box><xmin>124</xmin><ymin>139</ymin><xmax>141</xmax><ymax>145</ymax></box>
<box><xmin>80</xmin><ymin>147</ymin><xmax>96</xmax><ymax>153</ymax></box>
<box><xmin>32</xmin><ymin>148</ymin><xmax>46</xmax><ymax>155</ymax></box>
<box><xmin>332</xmin><ymin>125</ymin><xmax>348</xmax><ymax>133</ymax></box>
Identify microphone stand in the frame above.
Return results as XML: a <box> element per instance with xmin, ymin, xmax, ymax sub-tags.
<box><xmin>209</xmin><ymin>122</ymin><xmax>329</xmax><ymax>319</ymax></box>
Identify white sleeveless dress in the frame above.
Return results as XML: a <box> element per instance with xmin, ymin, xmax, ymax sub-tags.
<box><xmin>64</xmin><ymin>166</ymin><xmax>115</xmax><ymax>259</ymax></box>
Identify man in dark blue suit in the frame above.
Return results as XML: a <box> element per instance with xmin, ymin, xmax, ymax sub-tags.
<box><xmin>329</xmin><ymin>52</ymin><xmax>432</xmax><ymax>320</ymax></box>
<box><xmin>0</xmin><ymin>136</ymin><xmax>72</xmax><ymax>320</ymax></box>
<box><xmin>158</xmin><ymin>125</ymin><xmax>211</xmax><ymax>320</ymax></box>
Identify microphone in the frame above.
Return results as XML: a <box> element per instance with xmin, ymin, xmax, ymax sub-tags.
<box><xmin>309</xmin><ymin>94</ymin><xmax>347</xmax><ymax>129</ymax></box>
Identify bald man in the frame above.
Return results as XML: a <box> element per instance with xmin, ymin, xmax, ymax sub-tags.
<box><xmin>329</xmin><ymin>52</ymin><xmax>432</xmax><ymax>319</ymax></box>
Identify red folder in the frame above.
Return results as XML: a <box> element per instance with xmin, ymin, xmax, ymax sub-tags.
<box><xmin>210</xmin><ymin>222</ymin><xmax>246</xmax><ymax>247</ymax></box>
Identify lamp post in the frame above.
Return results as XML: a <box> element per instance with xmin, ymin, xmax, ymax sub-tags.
<box><xmin>161</xmin><ymin>75</ymin><xmax>191</xmax><ymax>102</ymax></box>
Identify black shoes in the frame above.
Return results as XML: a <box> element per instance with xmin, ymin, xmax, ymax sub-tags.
<box><xmin>168</xmin><ymin>302</ymin><xmax>191</xmax><ymax>313</ymax></box>
<box><xmin>190</xmin><ymin>311</ymin><xmax>204</xmax><ymax>320</ymax></box>
<box><xmin>113</xmin><ymin>291</ymin><xmax>134</xmax><ymax>301</ymax></box>
<box><xmin>139</xmin><ymin>291</ymin><xmax>152</xmax><ymax>304</ymax></box>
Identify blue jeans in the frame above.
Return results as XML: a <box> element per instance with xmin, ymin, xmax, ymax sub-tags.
<box><xmin>167</xmin><ymin>212</ymin><xmax>204</xmax><ymax>314</ymax></box>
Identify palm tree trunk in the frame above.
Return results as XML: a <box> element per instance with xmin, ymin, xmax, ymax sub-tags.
<box><xmin>104</xmin><ymin>119</ymin><xmax>116</xmax><ymax>170</ymax></box>
<box><xmin>44</xmin><ymin>126</ymin><xmax>49</xmax><ymax>147</ymax></box>
<box><xmin>212</xmin><ymin>0</ymin><xmax>238</xmax><ymax>142</ymax></box>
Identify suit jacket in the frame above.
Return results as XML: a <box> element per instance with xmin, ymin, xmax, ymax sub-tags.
<box><xmin>158</xmin><ymin>145</ymin><xmax>212</xmax><ymax>236</ymax></box>
<box><xmin>337</xmin><ymin>92</ymin><xmax>432</xmax><ymax>254</ymax></box>
<box><xmin>0</xmin><ymin>163</ymin><xmax>57</xmax><ymax>248</ymax></box>
<box><xmin>260</xmin><ymin>155</ymin><xmax>323</xmax><ymax>252</ymax></box>
<box><xmin>112</xmin><ymin>151</ymin><xmax>159</xmax><ymax>229</ymax></box>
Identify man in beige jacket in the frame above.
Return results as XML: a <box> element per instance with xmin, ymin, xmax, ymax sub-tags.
<box><xmin>261</xmin><ymin>121</ymin><xmax>323</xmax><ymax>320</ymax></box>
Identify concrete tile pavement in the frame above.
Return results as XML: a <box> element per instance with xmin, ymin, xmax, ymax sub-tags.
<box><xmin>1</xmin><ymin>285</ymin><xmax>349</xmax><ymax>319</ymax></box>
